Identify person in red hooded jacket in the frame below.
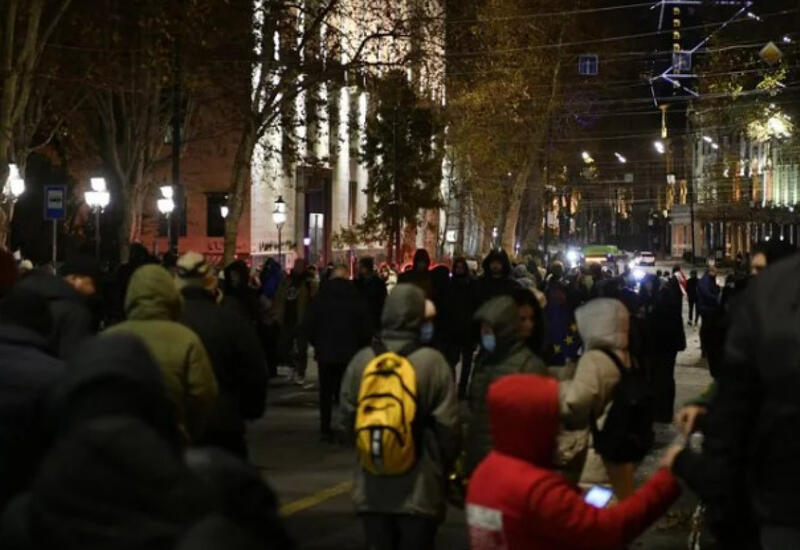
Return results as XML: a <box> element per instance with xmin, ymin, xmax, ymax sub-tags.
<box><xmin>466</xmin><ymin>374</ymin><xmax>681</xmax><ymax>550</ymax></box>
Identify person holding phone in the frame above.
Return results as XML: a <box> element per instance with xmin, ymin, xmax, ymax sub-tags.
<box><xmin>466</xmin><ymin>374</ymin><xmax>680</xmax><ymax>550</ymax></box>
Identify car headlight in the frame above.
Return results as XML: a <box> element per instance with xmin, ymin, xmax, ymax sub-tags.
<box><xmin>566</xmin><ymin>250</ymin><xmax>578</xmax><ymax>263</ymax></box>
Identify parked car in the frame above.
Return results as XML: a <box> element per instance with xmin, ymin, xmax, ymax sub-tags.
<box><xmin>633</xmin><ymin>251</ymin><xmax>656</xmax><ymax>267</ymax></box>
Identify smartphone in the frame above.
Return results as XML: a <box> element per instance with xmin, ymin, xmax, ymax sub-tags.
<box><xmin>584</xmin><ymin>486</ymin><xmax>614</xmax><ymax>508</ymax></box>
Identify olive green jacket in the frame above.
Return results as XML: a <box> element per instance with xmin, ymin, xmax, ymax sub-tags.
<box><xmin>464</xmin><ymin>296</ymin><xmax>547</xmax><ymax>475</ymax></box>
<box><xmin>106</xmin><ymin>265</ymin><xmax>217</xmax><ymax>442</ymax></box>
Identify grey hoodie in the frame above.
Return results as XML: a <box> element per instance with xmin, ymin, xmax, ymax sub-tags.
<box><xmin>339</xmin><ymin>284</ymin><xmax>459</xmax><ymax>518</ymax></box>
<box><xmin>561</xmin><ymin>298</ymin><xmax>630</xmax><ymax>430</ymax></box>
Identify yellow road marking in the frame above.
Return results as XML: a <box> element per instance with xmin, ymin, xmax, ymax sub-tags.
<box><xmin>279</xmin><ymin>480</ymin><xmax>354</xmax><ymax>517</ymax></box>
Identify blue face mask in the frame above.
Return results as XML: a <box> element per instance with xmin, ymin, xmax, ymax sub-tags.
<box><xmin>420</xmin><ymin>321</ymin><xmax>435</xmax><ymax>343</ymax></box>
<box><xmin>481</xmin><ymin>333</ymin><xmax>497</xmax><ymax>353</ymax></box>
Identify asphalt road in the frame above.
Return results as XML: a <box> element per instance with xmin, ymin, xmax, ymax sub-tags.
<box><xmin>247</xmin><ymin>303</ymin><xmax>712</xmax><ymax>550</ymax></box>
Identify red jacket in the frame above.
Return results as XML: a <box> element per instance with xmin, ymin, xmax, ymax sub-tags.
<box><xmin>466</xmin><ymin>374</ymin><xmax>680</xmax><ymax>550</ymax></box>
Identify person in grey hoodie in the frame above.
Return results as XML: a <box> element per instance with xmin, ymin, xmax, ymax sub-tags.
<box><xmin>339</xmin><ymin>284</ymin><xmax>459</xmax><ymax>550</ymax></box>
<box><xmin>464</xmin><ymin>295</ymin><xmax>547</xmax><ymax>475</ymax></box>
<box><xmin>560</xmin><ymin>297</ymin><xmax>636</xmax><ymax>497</ymax></box>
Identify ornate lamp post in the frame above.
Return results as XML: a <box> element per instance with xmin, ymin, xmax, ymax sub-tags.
<box><xmin>272</xmin><ymin>195</ymin><xmax>287</xmax><ymax>268</ymax></box>
<box><xmin>157</xmin><ymin>185</ymin><xmax>176</xmax><ymax>252</ymax></box>
<box><xmin>85</xmin><ymin>177</ymin><xmax>110</xmax><ymax>260</ymax></box>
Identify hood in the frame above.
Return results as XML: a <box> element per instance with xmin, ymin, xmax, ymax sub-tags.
<box><xmin>52</xmin><ymin>334</ymin><xmax>180</xmax><ymax>447</ymax></box>
<box><xmin>575</xmin><ymin>298</ymin><xmax>629</xmax><ymax>351</ymax></box>
<box><xmin>18</xmin><ymin>272</ymin><xmax>82</xmax><ymax>303</ymax></box>
<box><xmin>224</xmin><ymin>260</ymin><xmax>250</xmax><ymax>295</ymax></box>
<box><xmin>488</xmin><ymin>374</ymin><xmax>559</xmax><ymax>466</ymax></box>
<box><xmin>381</xmin><ymin>283</ymin><xmax>424</xmax><ymax>335</ymax></box>
<box><xmin>513</xmin><ymin>264</ymin><xmax>531</xmax><ymax>279</ymax></box>
<box><xmin>452</xmin><ymin>257</ymin><xmax>469</xmax><ymax>278</ymax></box>
<box><xmin>125</xmin><ymin>265</ymin><xmax>183</xmax><ymax>321</ymax></box>
<box><xmin>482</xmin><ymin>249</ymin><xmax>512</xmax><ymax>278</ymax></box>
<box><xmin>0</xmin><ymin>286</ymin><xmax>53</xmax><ymax>337</ymax></box>
<box><xmin>473</xmin><ymin>296</ymin><xmax>520</xmax><ymax>357</ymax></box>
<box><xmin>30</xmin><ymin>417</ymin><xmax>211</xmax><ymax>550</ymax></box>
<box><xmin>412</xmin><ymin>248</ymin><xmax>431</xmax><ymax>270</ymax></box>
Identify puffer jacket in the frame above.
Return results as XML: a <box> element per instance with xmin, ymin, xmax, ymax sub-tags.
<box><xmin>339</xmin><ymin>284</ymin><xmax>460</xmax><ymax>519</ymax></box>
<box><xmin>560</xmin><ymin>298</ymin><xmax>630</xmax><ymax>430</ymax></box>
<box><xmin>466</xmin><ymin>374</ymin><xmax>680</xmax><ymax>550</ymax></box>
<box><xmin>105</xmin><ymin>265</ymin><xmax>218</xmax><ymax>442</ymax></box>
<box><xmin>465</xmin><ymin>296</ymin><xmax>547</xmax><ymax>475</ymax></box>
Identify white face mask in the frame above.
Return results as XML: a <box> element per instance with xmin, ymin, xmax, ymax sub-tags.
<box><xmin>420</xmin><ymin>321</ymin><xmax>435</xmax><ymax>343</ymax></box>
<box><xmin>481</xmin><ymin>333</ymin><xmax>497</xmax><ymax>353</ymax></box>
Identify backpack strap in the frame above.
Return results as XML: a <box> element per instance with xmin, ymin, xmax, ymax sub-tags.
<box><xmin>589</xmin><ymin>348</ymin><xmax>626</xmax><ymax>440</ymax></box>
<box><xmin>595</xmin><ymin>348</ymin><xmax>626</xmax><ymax>375</ymax></box>
<box><xmin>371</xmin><ymin>340</ymin><xmax>388</xmax><ymax>356</ymax></box>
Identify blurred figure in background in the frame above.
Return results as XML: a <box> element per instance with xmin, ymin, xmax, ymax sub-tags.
<box><xmin>307</xmin><ymin>265</ymin><xmax>371</xmax><ymax>441</ymax></box>
<box><xmin>177</xmin><ymin>253</ymin><xmax>267</xmax><ymax>459</ymax></box>
<box><xmin>275</xmin><ymin>258</ymin><xmax>317</xmax><ymax>385</ymax></box>
<box><xmin>354</xmin><ymin>257</ymin><xmax>386</xmax><ymax>336</ymax></box>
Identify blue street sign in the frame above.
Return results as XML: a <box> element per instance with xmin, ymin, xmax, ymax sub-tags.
<box><xmin>673</xmin><ymin>51</ymin><xmax>692</xmax><ymax>73</ymax></box>
<box><xmin>44</xmin><ymin>185</ymin><xmax>66</xmax><ymax>220</ymax></box>
<box><xmin>578</xmin><ymin>54</ymin><xmax>599</xmax><ymax>76</ymax></box>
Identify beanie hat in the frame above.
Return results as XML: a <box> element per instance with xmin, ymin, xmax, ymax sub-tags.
<box><xmin>61</xmin><ymin>255</ymin><xmax>100</xmax><ymax>282</ymax></box>
<box><xmin>176</xmin><ymin>252</ymin><xmax>213</xmax><ymax>288</ymax></box>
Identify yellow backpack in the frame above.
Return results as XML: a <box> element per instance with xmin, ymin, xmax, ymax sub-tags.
<box><xmin>355</xmin><ymin>342</ymin><xmax>419</xmax><ymax>475</ymax></box>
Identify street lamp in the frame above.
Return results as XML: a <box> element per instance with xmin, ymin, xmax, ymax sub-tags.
<box><xmin>272</xmin><ymin>195</ymin><xmax>287</xmax><ymax>268</ymax></box>
<box><xmin>653</xmin><ymin>140</ymin><xmax>665</xmax><ymax>154</ymax></box>
<box><xmin>220</xmin><ymin>205</ymin><xmax>229</xmax><ymax>219</ymax></box>
<box><xmin>158</xmin><ymin>185</ymin><xmax>175</xmax><ymax>252</ymax></box>
<box><xmin>85</xmin><ymin>177</ymin><xmax>110</xmax><ymax>260</ymax></box>
<box><xmin>3</xmin><ymin>164</ymin><xmax>25</xmax><ymax>202</ymax></box>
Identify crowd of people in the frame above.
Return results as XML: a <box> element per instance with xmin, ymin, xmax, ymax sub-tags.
<box><xmin>0</xmin><ymin>238</ymin><xmax>797</xmax><ymax>549</ymax></box>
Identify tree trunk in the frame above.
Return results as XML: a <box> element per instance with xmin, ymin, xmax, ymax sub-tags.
<box><xmin>223</xmin><ymin>123</ymin><xmax>257</xmax><ymax>266</ymax></box>
<box><xmin>501</xmin><ymin>163</ymin><xmax>533</xmax><ymax>253</ymax></box>
<box><xmin>524</xmin><ymin>166</ymin><xmax>545</xmax><ymax>249</ymax></box>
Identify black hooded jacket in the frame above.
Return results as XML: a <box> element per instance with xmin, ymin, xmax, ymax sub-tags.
<box><xmin>180</xmin><ymin>286</ymin><xmax>268</xmax><ymax>435</ymax></box>
<box><xmin>49</xmin><ymin>334</ymin><xmax>181</xmax><ymax>448</ymax></box>
<box><xmin>398</xmin><ymin>249</ymin><xmax>434</xmax><ymax>299</ymax></box>
<box><xmin>17</xmin><ymin>273</ymin><xmax>95</xmax><ymax>359</ymax></box>
<box><xmin>306</xmin><ymin>277</ymin><xmax>372</xmax><ymax>365</ymax></box>
<box><xmin>474</xmin><ymin>249</ymin><xmax>520</xmax><ymax>308</ymax></box>
<box><xmin>0</xmin><ymin>321</ymin><xmax>64</xmax><ymax>509</ymax></box>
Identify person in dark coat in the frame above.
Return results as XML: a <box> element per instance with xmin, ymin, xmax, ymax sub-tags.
<box><xmin>512</xmin><ymin>287</ymin><xmax>548</xmax><ymax>359</ymax></box>
<box><xmin>444</xmin><ymin>257</ymin><xmax>476</xmax><ymax>397</ymax></box>
<box><xmin>177</xmin><ymin>253</ymin><xmax>268</xmax><ymax>458</ymax></box>
<box><xmin>0</xmin><ymin>335</ymin><xmax>291</xmax><ymax>550</ymax></box>
<box><xmin>686</xmin><ymin>269</ymin><xmax>699</xmax><ymax>325</ymax></box>
<box><xmin>397</xmin><ymin>248</ymin><xmax>434</xmax><ymax>298</ymax></box>
<box><xmin>0</xmin><ymin>288</ymin><xmax>64</xmax><ymax>510</ymax></box>
<box><xmin>696</xmin><ymin>263</ymin><xmax>721</xmax><ymax>371</ymax></box>
<box><xmin>670</xmin><ymin>253</ymin><xmax>800</xmax><ymax>549</ymax></box>
<box><xmin>0</xmin><ymin>249</ymin><xmax>17</xmax><ymax>298</ymax></box>
<box><xmin>223</xmin><ymin>260</ymin><xmax>261</xmax><ymax>327</ymax></box>
<box><xmin>543</xmin><ymin>263</ymin><xmax>579</xmax><ymax>366</ymax></box>
<box><xmin>641</xmin><ymin>272</ymin><xmax>686</xmax><ymax>423</ymax></box>
<box><xmin>429</xmin><ymin>264</ymin><xmax>452</xmax><ymax>354</ymax></box>
<box><xmin>258</xmin><ymin>258</ymin><xmax>284</xmax><ymax>379</ymax></box>
<box><xmin>307</xmin><ymin>265</ymin><xmax>372</xmax><ymax>440</ymax></box>
<box><xmin>17</xmin><ymin>257</ymin><xmax>99</xmax><ymax>359</ymax></box>
<box><xmin>354</xmin><ymin>256</ymin><xmax>387</xmax><ymax>335</ymax></box>
<box><xmin>473</xmin><ymin>249</ymin><xmax>519</xmax><ymax>308</ymax></box>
